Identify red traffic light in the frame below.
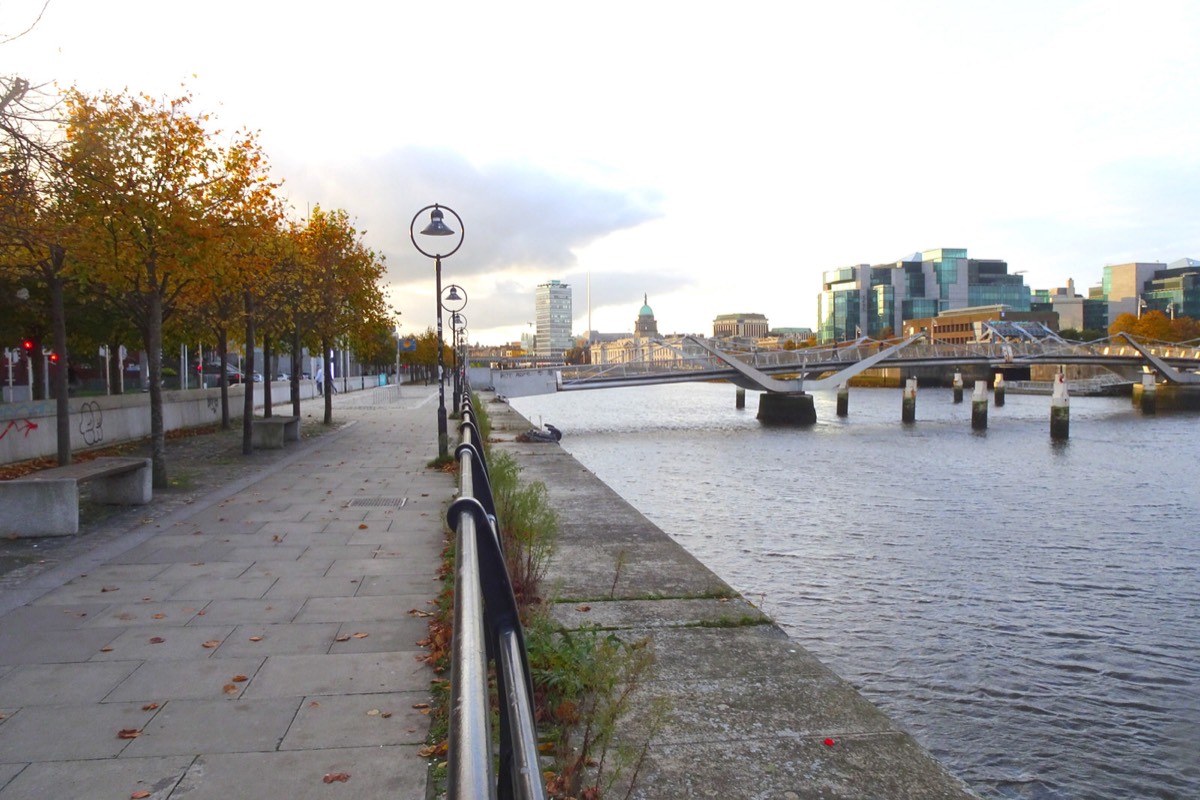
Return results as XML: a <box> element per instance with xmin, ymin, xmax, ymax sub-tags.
<box><xmin>48</xmin><ymin>352</ymin><xmax>59</xmax><ymax>363</ymax></box>
<box><xmin>21</xmin><ymin>339</ymin><xmax>34</xmax><ymax>352</ymax></box>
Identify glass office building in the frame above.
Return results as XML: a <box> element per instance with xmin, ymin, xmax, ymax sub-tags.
<box><xmin>817</xmin><ymin>248</ymin><xmax>1029</xmax><ymax>343</ymax></box>
<box><xmin>534</xmin><ymin>280</ymin><xmax>573</xmax><ymax>359</ymax></box>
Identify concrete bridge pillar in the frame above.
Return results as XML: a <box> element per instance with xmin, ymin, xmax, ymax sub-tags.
<box><xmin>735</xmin><ymin>388</ymin><xmax>746</xmax><ymax>409</ymax></box>
<box><xmin>952</xmin><ymin>372</ymin><xmax>963</xmax><ymax>404</ymax></box>
<box><xmin>1050</xmin><ymin>372</ymin><xmax>1069</xmax><ymax>440</ymax></box>
<box><xmin>901</xmin><ymin>378</ymin><xmax>917</xmax><ymax>424</ymax></box>
<box><xmin>836</xmin><ymin>384</ymin><xmax>849</xmax><ymax>417</ymax></box>
<box><xmin>1139</xmin><ymin>373</ymin><xmax>1157</xmax><ymax>415</ymax></box>
<box><xmin>972</xmin><ymin>380</ymin><xmax>988</xmax><ymax>430</ymax></box>
<box><xmin>993</xmin><ymin>373</ymin><xmax>1006</xmax><ymax>407</ymax></box>
<box><xmin>757</xmin><ymin>392</ymin><xmax>816</xmax><ymax>425</ymax></box>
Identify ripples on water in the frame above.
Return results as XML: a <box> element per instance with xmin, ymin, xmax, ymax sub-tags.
<box><xmin>512</xmin><ymin>383</ymin><xmax>1200</xmax><ymax>800</ymax></box>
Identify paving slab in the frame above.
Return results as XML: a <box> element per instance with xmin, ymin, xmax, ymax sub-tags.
<box><xmin>0</xmin><ymin>387</ymin><xmax>447</xmax><ymax>799</ymax></box>
<box><xmin>0</xmin><ymin>755</ymin><xmax>194</xmax><ymax>799</ymax></box>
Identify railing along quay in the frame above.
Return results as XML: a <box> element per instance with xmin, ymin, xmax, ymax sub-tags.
<box><xmin>445</xmin><ymin>377</ymin><xmax>545</xmax><ymax>800</ymax></box>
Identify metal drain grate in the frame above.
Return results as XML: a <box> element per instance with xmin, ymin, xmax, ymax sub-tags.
<box><xmin>346</xmin><ymin>497</ymin><xmax>408</xmax><ymax>508</ymax></box>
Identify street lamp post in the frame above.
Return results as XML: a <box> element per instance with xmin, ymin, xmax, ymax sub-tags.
<box><xmin>441</xmin><ymin>285</ymin><xmax>468</xmax><ymax>414</ymax></box>
<box><xmin>411</xmin><ymin>204</ymin><xmax>464</xmax><ymax>460</ymax></box>
<box><xmin>449</xmin><ymin>311</ymin><xmax>468</xmax><ymax>412</ymax></box>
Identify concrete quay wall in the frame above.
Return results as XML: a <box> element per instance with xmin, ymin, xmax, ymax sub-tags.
<box><xmin>485</xmin><ymin>393</ymin><xmax>980</xmax><ymax>799</ymax></box>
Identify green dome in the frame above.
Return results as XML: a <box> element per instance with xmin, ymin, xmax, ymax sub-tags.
<box><xmin>638</xmin><ymin>293</ymin><xmax>653</xmax><ymax>317</ymax></box>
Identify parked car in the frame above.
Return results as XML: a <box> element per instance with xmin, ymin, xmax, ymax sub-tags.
<box><xmin>275</xmin><ymin>373</ymin><xmax>290</xmax><ymax>382</ymax></box>
<box><xmin>252</xmin><ymin>372</ymin><xmax>263</xmax><ymax>382</ymax></box>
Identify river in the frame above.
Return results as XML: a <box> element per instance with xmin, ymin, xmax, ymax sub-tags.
<box><xmin>510</xmin><ymin>382</ymin><xmax>1200</xmax><ymax>800</ymax></box>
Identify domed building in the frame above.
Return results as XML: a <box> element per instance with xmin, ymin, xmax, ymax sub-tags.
<box><xmin>635</xmin><ymin>294</ymin><xmax>659</xmax><ymax>338</ymax></box>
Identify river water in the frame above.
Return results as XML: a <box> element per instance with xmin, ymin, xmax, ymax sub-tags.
<box><xmin>510</xmin><ymin>383</ymin><xmax>1200</xmax><ymax>800</ymax></box>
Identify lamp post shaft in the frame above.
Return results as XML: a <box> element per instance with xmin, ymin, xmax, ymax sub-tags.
<box><xmin>435</xmin><ymin>255</ymin><xmax>448</xmax><ymax>459</ymax></box>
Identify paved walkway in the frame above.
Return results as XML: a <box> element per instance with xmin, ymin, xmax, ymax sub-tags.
<box><xmin>0</xmin><ymin>385</ymin><xmax>447</xmax><ymax>799</ymax></box>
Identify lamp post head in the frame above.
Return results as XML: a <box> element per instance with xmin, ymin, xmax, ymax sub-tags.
<box><xmin>421</xmin><ymin>207</ymin><xmax>455</xmax><ymax>237</ymax></box>
<box><xmin>446</xmin><ymin>286</ymin><xmax>462</xmax><ymax>302</ymax></box>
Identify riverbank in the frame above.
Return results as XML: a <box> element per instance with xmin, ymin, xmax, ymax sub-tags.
<box><xmin>485</xmin><ymin>392</ymin><xmax>979</xmax><ymax>799</ymax></box>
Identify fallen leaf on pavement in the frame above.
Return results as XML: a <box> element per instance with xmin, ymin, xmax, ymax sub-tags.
<box><xmin>201</xmin><ymin>640</ymin><xmax>221</xmax><ymax>648</ymax></box>
<box><xmin>142</xmin><ymin>703</ymin><xmax>159</xmax><ymax>711</ymax></box>
<box><xmin>99</xmin><ymin>646</ymin><xmax>114</xmax><ymax>653</ymax></box>
<box><xmin>222</xmin><ymin>684</ymin><xmax>238</xmax><ymax>694</ymax></box>
<box><xmin>232</xmin><ymin>675</ymin><xmax>248</xmax><ymax>682</ymax></box>
<box><xmin>117</xmin><ymin>728</ymin><xmax>141</xmax><ymax>739</ymax></box>
<box><xmin>152</xmin><ymin>613</ymin><xmax>166</xmax><ymax>620</ymax></box>
<box><xmin>576</xmin><ymin>605</ymin><xmax>591</xmax><ymax>612</ymax></box>
<box><xmin>131</xmin><ymin>791</ymin><xmax>152</xmax><ymax>799</ymax></box>
<box><xmin>352</xmin><ymin>632</ymin><xmax>369</xmax><ymax>639</ymax></box>
<box><xmin>335</xmin><ymin>634</ymin><xmax>350</xmax><ymax>642</ymax></box>
<box><xmin>366</xmin><ymin>709</ymin><xmax>380</xmax><ymax>716</ymax></box>
<box><xmin>322</xmin><ymin>772</ymin><xmax>350</xmax><ymax>784</ymax></box>
<box><xmin>358</xmin><ymin>523</ymin><xmax>368</xmax><ymax>529</ymax></box>
<box><xmin>101</xmin><ymin>586</ymin><xmax>120</xmax><ymax>593</ymax></box>
<box><xmin>248</xmin><ymin>635</ymin><xmax>264</xmax><ymax>642</ymax></box>
<box><xmin>408</xmin><ymin>609</ymin><xmax>433</xmax><ymax>618</ymax></box>
<box><xmin>149</xmin><ymin>637</ymin><xmax>165</xmax><ymax>644</ymax></box>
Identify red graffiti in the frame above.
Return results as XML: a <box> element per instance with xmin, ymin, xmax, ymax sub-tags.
<box><xmin>0</xmin><ymin>419</ymin><xmax>38</xmax><ymax>440</ymax></box>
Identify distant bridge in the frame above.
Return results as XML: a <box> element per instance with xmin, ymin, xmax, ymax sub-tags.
<box><xmin>476</xmin><ymin>333</ymin><xmax>1200</xmax><ymax>399</ymax></box>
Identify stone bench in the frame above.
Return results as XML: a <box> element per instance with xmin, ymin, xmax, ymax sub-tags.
<box><xmin>0</xmin><ymin>456</ymin><xmax>153</xmax><ymax>538</ymax></box>
<box><xmin>250</xmin><ymin>415</ymin><xmax>301</xmax><ymax>449</ymax></box>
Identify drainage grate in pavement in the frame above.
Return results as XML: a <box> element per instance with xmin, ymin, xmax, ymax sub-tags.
<box><xmin>345</xmin><ymin>497</ymin><xmax>408</xmax><ymax>508</ymax></box>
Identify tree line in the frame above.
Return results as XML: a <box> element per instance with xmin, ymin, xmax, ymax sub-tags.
<box><xmin>0</xmin><ymin>77</ymin><xmax>401</xmax><ymax>485</ymax></box>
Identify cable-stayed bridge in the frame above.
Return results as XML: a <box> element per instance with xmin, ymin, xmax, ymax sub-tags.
<box><xmin>477</xmin><ymin>333</ymin><xmax>1200</xmax><ymax>401</ymax></box>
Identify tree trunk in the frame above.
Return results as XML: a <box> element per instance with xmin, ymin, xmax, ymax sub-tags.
<box><xmin>242</xmin><ymin>290</ymin><xmax>255</xmax><ymax>455</ymax></box>
<box><xmin>290</xmin><ymin>328</ymin><xmax>301</xmax><ymax>418</ymax></box>
<box><xmin>46</xmin><ymin>250</ymin><xmax>71</xmax><ymax>466</ymax></box>
<box><xmin>322</xmin><ymin>336</ymin><xmax>332</xmax><ymax>425</ymax></box>
<box><xmin>217</xmin><ymin>329</ymin><xmax>230</xmax><ymax>430</ymax></box>
<box><xmin>146</xmin><ymin>290</ymin><xmax>168</xmax><ymax>489</ymax></box>
<box><xmin>262</xmin><ymin>333</ymin><xmax>273</xmax><ymax>417</ymax></box>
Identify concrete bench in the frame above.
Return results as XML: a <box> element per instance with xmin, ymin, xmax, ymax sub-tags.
<box><xmin>0</xmin><ymin>456</ymin><xmax>153</xmax><ymax>538</ymax></box>
<box><xmin>251</xmin><ymin>415</ymin><xmax>301</xmax><ymax>449</ymax></box>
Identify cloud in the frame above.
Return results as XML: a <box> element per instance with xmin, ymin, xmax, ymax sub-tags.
<box><xmin>275</xmin><ymin>146</ymin><xmax>663</xmax><ymax>286</ymax></box>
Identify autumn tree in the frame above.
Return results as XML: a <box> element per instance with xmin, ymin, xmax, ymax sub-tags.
<box><xmin>63</xmin><ymin>87</ymin><xmax>268</xmax><ymax>486</ymax></box>
<box><xmin>0</xmin><ymin>76</ymin><xmax>79</xmax><ymax>462</ymax></box>
<box><xmin>296</xmin><ymin>207</ymin><xmax>387</xmax><ymax>425</ymax></box>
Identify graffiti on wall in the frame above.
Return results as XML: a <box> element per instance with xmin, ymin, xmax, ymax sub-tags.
<box><xmin>78</xmin><ymin>401</ymin><xmax>104</xmax><ymax>445</ymax></box>
<box><xmin>0</xmin><ymin>419</ymin><xmax>38</xmax><ymax>440</ymax></box>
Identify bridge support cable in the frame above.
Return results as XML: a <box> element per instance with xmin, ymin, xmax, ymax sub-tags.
<box><xmin>447</xmin><ymin>384</ymin><xmax>545</xmax><ymax>800</ymax></box>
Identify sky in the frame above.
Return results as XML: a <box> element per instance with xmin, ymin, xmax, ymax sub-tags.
<box><xmin>5</xmin><ymin>0</ymin><xmax>1200</xmax><ymax>345</ymax></box>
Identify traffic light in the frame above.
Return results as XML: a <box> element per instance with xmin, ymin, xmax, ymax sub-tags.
<box><xmin>48</xmin><ymin>352</ymin><xmax>59</xmax><ymax>363</ymax></box>
<box><xmin>21</xmin><ymin>339</ymin><xmax>34</xmax><ymax>353</ymax></box>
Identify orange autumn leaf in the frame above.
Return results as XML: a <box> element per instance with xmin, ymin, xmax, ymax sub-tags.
<box><xmin>335</xmin><ymin>634</ymin><xmax>350</xmax><ymax>642</ymax></box>
<box><xmin>131</xmin><ymin>791</ymin><xmax>152</xmax><ymax>799</ymax></box>
<box><xmin>248</xmin><ymin>635</ymin><xmax>264</xmax><ymax>642</ymax></box>
<box><xmin>358</xmin><ymin>523</ymin><xmax>368</xmax><ymax>529</ymax></box>
<box><xmin>201</xmin><ymin>640</ymin><xmax>221</xmax><ymax>648</ymax></box>
<box><xmin>352</xmin><ymin>632</ymin><xmax>369</xmax><ymax>639</ymax></box>
<box><xmin>231</xmin><ymin>675</ymin><xmax>248</xmax><ymax>682</ymax></box>
<box><xmin>322</xmin><ymin>772</ymin><xmax>350</xmax><ymax>784</ymax></box>
<box><xmin>117</xmin><ymin>728</ymin><xmax>141</xmax><ymax>739</ymax></box>
<box><xmin>142</xmin><ymin>703</ymin><xmax>159</xmax><ymax>711</ymax></box>
<box><xmin>149</xmin><ymin>637</ymin><xmax>165</xmax><ymax>644</ymax></box>
<box><xmin>222</xmin><ymin>683</ymin><xmax>238</xmax><ymax>694</ymax></box>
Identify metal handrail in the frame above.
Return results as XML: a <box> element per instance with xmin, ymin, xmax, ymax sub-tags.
<box><xmin>446</xmin><ymin>379</ymin><xmax>545</xmax><ymax>800</ymax></box>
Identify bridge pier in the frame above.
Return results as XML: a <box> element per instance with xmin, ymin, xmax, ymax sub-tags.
<box><xmin>1137</xmin><ymin>374</ymin><xmax>1157</xmax><ymax>415</ymax></box>
<box><xmin>972</xmin><ymin>381</ymin><xmax>988</xmax><ymax>430</ymax></box>
<box><xmin>757</xmin><ymin>392</ymin><xmax>816</xmax><ymax>425</ymax></box>
<box><xmin>1050</xmin><ymin>373</ymin><xmax>1069</xmax><ymax>440</ymax></box>
<box><xmin>901</xmin><ymin>378</ymin><xmax>917</xmax><ymax>424</ymax></box>
<box><xmin>836</xmin><ymin>384</ymin><xmax>849</xmax><ymax>417</ymax></box>
<box><xmin>993</xmin><ymin>373</ymin><xmax>1006</xmax><ymax>407</ymax></box>
<box><xmin>952</xmin><ymin>372</ymin><xmax>963</xmax><ymax>404</ymax></box>
<box><xmin>735</xmin><ymin>388</ymin><xmax>746</xmax><ymax>409</ymax></box>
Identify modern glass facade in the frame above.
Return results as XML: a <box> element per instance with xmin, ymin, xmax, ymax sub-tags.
<box><xmin>534</xmin><ymin>280</ymin><xmax>573</xmax><ymax>358</ymax></box>
<box><xmin>817</xmin><ymin>248</ymin><xmax>1027</xmax><ymax>342</ymax></box>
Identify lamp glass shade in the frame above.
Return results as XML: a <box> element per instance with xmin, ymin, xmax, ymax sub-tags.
<box><xmin>421</xmin><ymin>208</ymin><xmax>455</xmax><ymax>236</ymax></box>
